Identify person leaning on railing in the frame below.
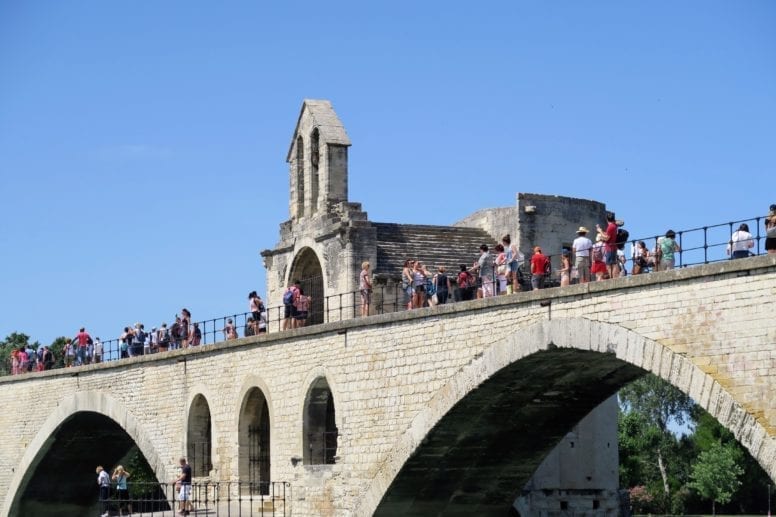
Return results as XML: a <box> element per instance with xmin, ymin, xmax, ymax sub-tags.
<box><xmin>727</xmin><ymin>223</ymin><xmax>754</xmax><ymax>259</ymax></box>
<box><xmin>765</xmin><ymin>204</ymin><xmax>776</xmax><ymax>255</ymax></box>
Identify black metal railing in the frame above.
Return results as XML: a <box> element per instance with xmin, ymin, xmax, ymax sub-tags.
<box><xmin>3</xmin><ymin>213</ymin><xmax>773</xmax><ymax>377</ymax></box>
<box><xmin>96</xmin><ymin>481</ymin><xmax>289</xmax><ymax>516</ymax></box>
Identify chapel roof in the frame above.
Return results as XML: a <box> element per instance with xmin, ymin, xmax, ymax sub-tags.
<box><xmin>286</xmin><ymin>99</ymin><xmax>351</xmax><ymax>161</ymax></box>
<box><xmin>372</xmin><ymin>222</ymin><xmax>497</xmax><ymax>277</ymax></box>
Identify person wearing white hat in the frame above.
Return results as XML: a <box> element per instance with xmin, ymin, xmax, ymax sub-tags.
<box><xmin>572</xmin><ymin>226</ymin><xmax>593</xmax><ymax>283</ymax></box>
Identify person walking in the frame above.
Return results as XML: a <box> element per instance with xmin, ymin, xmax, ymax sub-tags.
<box><xmin>559</xmin><ymin>250</ymin><xmax>571</xmax><ymax>287</ymax></box>
<box><xmin>96</xmin><ymin>466</ymin><xmax>111</xmax><ymax>517</ymax></box>
<box><xmin>359</xmin><ymin>261</ymin><xmax>372</xmax><ymax>317</ymax></box>
<box><xmin>473</xmin><ymin>245</ymin><xmax>495</xmax><ymax>298</ymax></box>
<box><xmin>71</xmin><ymin>327</ymin><xmax>91</xmax><ymax>366</ymax></box>
<box><xmin>572</xmin><ymin>227</ymin><xmax>593</xmax><ymax>283</ymax></box>
<box><xmin>501</xmin><ymin>234</ymin><xmax>523</xmax><ymax>293</ymax></box>
<box><xmin>433</xmin><ymin>266</ymin><xmax>451</xmax><ymax>304</ymax></box>
<box><xmin>175</xmin><ymin>457</ymin><xmax>193</xmax><ymax>516</ymax></box>
<box><xmin>530</xmin><ymin>246</ymin><xmax>549</xmax><ymax>290</ymax></box>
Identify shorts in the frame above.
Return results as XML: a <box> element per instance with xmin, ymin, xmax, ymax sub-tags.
<box><xmin>509</xmin><ymin>261</ymin><xmax>519</xmax><ymax>273</ymax></box>
<box><xmin>295</xmin><ymin>311</ymin><xmax>308</xmax><ymax>320</ymax></box>
<box><xmin>414</xmin><ymin>284</ymin><xmax>425</xmax><ymax>294</ymax></box>
<box><xmin>591</xmin><ymin>261</ymin><xmax>607</xmax><ymax>274</ymax></box>
<box><xmin>360</xmin><ymin>289</ymin><xmax>371</xmax><ymax>304</ymax></box>
<box><xmin>179</xmin><ymin>483</ymin><xmax>191</xmax><ymax>501</ymax></box>
<box><xmin>284</xmin><ymin>304</ymin><xmax>297</xmax><ymax>319</ymax></box>
<box><xmin>766</xmin><ymin>237</ymin><xmax>776</xmax><ymax>251</ymax></box>
<box><xmin>605</xmin><ymin>250</ymin><xmax>618</xmax><ymax>265</ymax></box>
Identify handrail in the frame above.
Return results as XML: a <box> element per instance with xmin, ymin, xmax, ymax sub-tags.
<box><xmin>3</xmin><ymin>213</ymin><xmax>773</xmax><ymax>376</ymax></box>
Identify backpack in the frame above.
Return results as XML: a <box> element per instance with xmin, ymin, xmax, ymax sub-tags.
<box><xmin>159</xmin><ymin>328</ymin><xmax>170</xmax><ymax>345</ymax></box>
<box><xmin>283</xmin><ymin>288</ymin><xmax>295</xmax><ymax>305</ymax></box>
<box><xmin>426</xmin><ymin>278</ymin><xmax>436</xmax><ymax>296</ymax></box>
<box><xmin>616</xmin><ymin>228</ymin><xmax>629</xmax><ymax>250</ymax></box>
<box><xmin>458</xmin><ymin>271</ymin><xmax>470</xmax><ymax>289</ymax></box>
<box><xmin>135</xmin><ymin>329</ymin><xmax>146</xmax><ymax>344</ymax></box>
<box><xmin>543</xmin><ymin>257</ymin><xmax>551</xmax><ymax>275</ymax></box>
<box><xmin>593</xmin><ymin>245</ymin><xmax>604</xmax><ymax>262</ymax></box>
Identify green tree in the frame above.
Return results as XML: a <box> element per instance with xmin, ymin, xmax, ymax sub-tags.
<box><xmin>690</xmin><ymin>408</ymin><xmax>772</xmax><ymax>514</ymax></box>
<box><xmin>689</xmin><ymin>440</ymin><xmax>743</xmax><ymax>515</ymax></box>
<box><xmin>619</xmin><ymin>374</ymin><xmax>693</xmax><ymax>509</ymax></box>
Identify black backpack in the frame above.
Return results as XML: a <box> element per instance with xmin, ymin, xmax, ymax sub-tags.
<box><xmin>616</xmin><ymin>228</ymin><xmax>629</xmax><ymax>250</ymax></box>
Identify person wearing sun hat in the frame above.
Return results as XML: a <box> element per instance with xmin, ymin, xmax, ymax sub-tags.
<box><xmin>572</xmin><ymin>226</ymin><xmax>593</xmax><ymax>283</ymax></box>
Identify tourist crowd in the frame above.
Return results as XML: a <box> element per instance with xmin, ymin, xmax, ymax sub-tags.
<box><xmin>7</xmin><ymin>206</ymin><xmax>776</xmax><ymax>375</ymax></box>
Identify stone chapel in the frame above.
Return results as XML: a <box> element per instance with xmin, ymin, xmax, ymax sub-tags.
<box><xmin>261</xmin><ymin>99</ymin><xmax>611</xmax><ymax>324</ymax></box>
<box><xmin>260</xmin><ymin>100</ymin><xmax>623</xmax><ymax>514</ymax></box>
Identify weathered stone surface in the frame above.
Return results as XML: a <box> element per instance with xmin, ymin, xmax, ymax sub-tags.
<box><xmin>0</xmin><ymin>255</ymin><xmax>774</xmax><ymax>516</ymax></box>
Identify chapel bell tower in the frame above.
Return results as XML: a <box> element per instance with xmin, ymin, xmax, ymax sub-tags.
<box><xmin>286</xmin><ymin>99</ymin><xmax>351</xmax><ymax>220</ymax></box>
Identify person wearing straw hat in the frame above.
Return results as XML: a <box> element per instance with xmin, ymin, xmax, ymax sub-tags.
<box><xmin>572</xmin><ymin>226</ymin><xmax>593</xmax><ymax>283</ymax></box>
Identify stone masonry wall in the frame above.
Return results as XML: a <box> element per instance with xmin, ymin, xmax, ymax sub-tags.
<box><xmin>1</xmin><ymin>256</ymin><xmax>775</xmax><ymax>517</ymax></box>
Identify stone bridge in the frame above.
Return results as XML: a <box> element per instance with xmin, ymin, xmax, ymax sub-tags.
<box><xmin>1</xmin><ymin>256</ymin><xmax>775</xmax><ymax>516</ymax></box>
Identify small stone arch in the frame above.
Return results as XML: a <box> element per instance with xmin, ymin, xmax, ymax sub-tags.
<box><xmin>2</xmin><ymin>391</ymin><xmax>165</xmax><ymax>517</ymax></box>
<box><xmin>238</xmin><ymin>385</ymin><xmax>272</xmax><ymax>495</ymax></box>
<box><xmin>303</xmin><ymin>376</ymin><xmax>339</xmax><ymax>465</ymax></box>
<box><xmin>186</xmin><ymin>394</ymin><xmax>212</xmax><ymax>477</ymax></box>
<box><xmin>288</xmin><ymin>246</ymin><xmax>325</xmax><ymax>325</ymax></box>
<box><xmin>356</xmin><ymin>318</ymin><xmax>776</xmax><ymax>516</ymax></box>
<box><xmin>295</xmin><ymin>135</ymin><xmax>305</xmax><ymax>219</ymax></box>
<box><xmin>310</xmin><ymin>128</ymin><xmax>320</xmax><ymax>215</ymax></box>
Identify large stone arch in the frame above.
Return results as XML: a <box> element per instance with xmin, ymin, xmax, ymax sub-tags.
<box><xmin>356</xmin><ymin>318</ymin><xmax>776</xmax><ymax>516</ymax></box>
<box><xmin>287</xmin><ymin>245</ymin><xmax>326</xmax><ymax>325</ymax></box>
<box><xmin>2</xmin><ymin>390</ymin><xmax>165</xmax><ymax>517</ymax></box>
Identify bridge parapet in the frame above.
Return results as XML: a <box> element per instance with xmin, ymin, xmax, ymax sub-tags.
<box><xmin>1</xmin><ymin>255</ymin><xmax>774</xmax><ymax>516</ymax></box>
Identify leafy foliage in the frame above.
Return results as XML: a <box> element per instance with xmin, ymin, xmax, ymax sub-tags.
<box><xmin>619</xmin><ymin>374</ymin><xmax>769</xmax><ymax>514</ymax></box>
<box><xmin>689</xmin><ymin>441</ymin><xmax>743</xmax><ymax>514</ymax></box>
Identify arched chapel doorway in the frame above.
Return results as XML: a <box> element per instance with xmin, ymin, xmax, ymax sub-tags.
<box><xmin>288</xmin><ymin>247</ymin><xmax>324</xmax><ymax>324</ymax></box>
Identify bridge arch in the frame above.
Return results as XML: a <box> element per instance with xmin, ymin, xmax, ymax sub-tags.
<box><xmin>237</xmin><ymin>376</ymin><xmax>273</xmax><ymax>494</ymax></box>
<box><xmin>299</xmin><ymin>366</ymin><xmax>343</xmax><ymax>466</ymax></box>
<box><xmin>2</xmin><ymin>390</ymin><xmax>165</xmax><ymax>517</ymax></box>
<box><xmin>186</xmin><ymin>394</ymin><xmax>213</xmax><ymax>477</ymax></box>
<box><xmin>357</xmin><ymin>318</ymin><xmax>776</xmax><ymax>516</ymax></box>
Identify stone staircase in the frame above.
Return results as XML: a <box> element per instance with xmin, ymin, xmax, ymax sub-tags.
<box><xmin>372</xmin><ymin>222</ymin><xmax>497</xmax><ymax>277</ymax></box>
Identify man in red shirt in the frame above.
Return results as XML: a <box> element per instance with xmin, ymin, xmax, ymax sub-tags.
<box><xmin>596</xmin><ymin>212</ymin><xmax>619</xmax><ymax>280</ymax></box>
<box><xmin>530</xmin><ymin>246</ymin><xmax>549</xmax><ymax>290</ymax></box>
<box><xmin>72</xmin><ymin>327</ymin><xmax>92</xmax><ymax>366</ymax></box>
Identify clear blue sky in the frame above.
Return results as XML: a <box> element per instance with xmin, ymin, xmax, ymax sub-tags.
<box><xmin>1</xmin><ymin>1</ymin><xmax>774</xmax><ymax>346</ymax></box>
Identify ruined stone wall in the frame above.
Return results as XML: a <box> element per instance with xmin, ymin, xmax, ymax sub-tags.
<box><xmin>516</xmin><ymin>193</ymin><xmax>608</xmax><ymax>266</ymax></box>
<box><xmin>453</xmin><ymin>206</ymin><xmax>518</xmax><ymax>243</ymax></box>
<box><xmin>1</xmin><ymin>256</ymin><xmax>774</xmax><ymax>517</ymax></box>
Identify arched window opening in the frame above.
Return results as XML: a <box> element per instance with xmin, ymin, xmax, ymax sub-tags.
<box><xmin>239</xmin><ymin>388</ymin><xmax>271</xmax><ymax>495</ymax></box>
<box><xmin>296</xmin><ymin>135</ymin><xmax>305</xmax><ymax>218</ymax></box>
<box><xmin>310</xmin><ymin>128</ymin><xmax>320</xmax><ymax>215</ymax></box>
<box><xmin>303</xmin><ymin>377</ymin><xmax>338</xmax><ymax>465</ymax></box>
<box><xmin>187</xmin><ymin>394</ymin><xmax>212</xmax><ymax>477</ymax></box>
<box><xmin>288</xmin><ymin>247</ymin><xmax>325</xmax><ymax>325</ymax></box>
